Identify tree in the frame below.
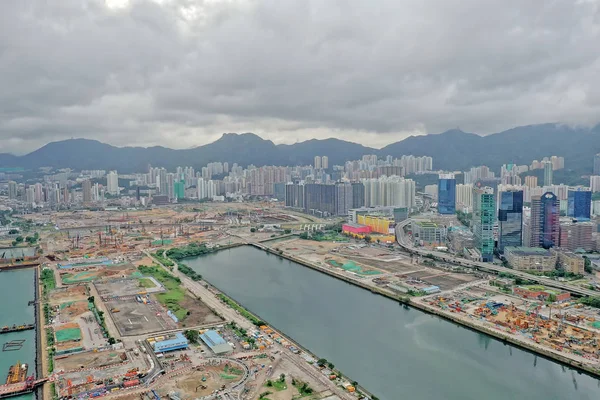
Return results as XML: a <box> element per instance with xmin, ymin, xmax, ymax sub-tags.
<box><xmin>299</xmin><ymin>232</ymin><xmax>309</xmax><ymax>240</ymax></box>
<box><xmin>284</xmin><ymin>229</ymin><xmax>291</xmax><ymax>234</ymax></box>
<box><xmin>327</xmin><ymin>362</ymin><xmax>334</xmax><ymax>369</ymax></box>
<box><xmin>584</xmin><ymin>256</ymin><xmax>592</xmax><ymax>274</ymax></box>
<box><xmin>352</xmin><ymin>381</ymin><xmax>358</xmax><ymax>387</ymax></box>
<box><xmin>184</xmin><ymin>329</ymin><xmax>199</xmax><ymax>344</ymax></box>
<box><xmin>8</xmin><ymin>229</ymin><xmax>18</xmax><ymax>235</ymax></box>
<box><xmin>107</xmin><ymin>337</ymin><xmax>116</xmax><ymax>345</ymax></box>
<box><xmin>364</xmin><ymin>235</ymin><xmax>372</xmax><ymax>243</ymax></box>
<box><xmin>15</xmin><ymin>236</ymin><xmax>23</xmax><ymax>243</ymax></box>
<box><xmin>266</xmin><ymin>380</ymin><xmax>273</xmax><ymax>387</ymax></box>
<box><xmin>317</xmin><ymin>358</ymin><xmax>327</xmax><ymax>367</ymax></box>
<box><xmin>279</xmin><ymin>373</ymin><xmax>285</xmax><ymax>382</ymax></box>
<box><xmin>87</xmin><ymin>296</ymin><xmax>95</xmax><ymax>303</ymax></box>
<box><xmin>250</xmin><ymin>228</ymin><xmax>256</xmax><ymax>233</ymax></box>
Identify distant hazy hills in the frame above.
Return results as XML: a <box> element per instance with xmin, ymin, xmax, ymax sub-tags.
<box><xmin>1</xmin><ymin>123</ymin><xmax>599</xmax><ymax>173</ymax></box>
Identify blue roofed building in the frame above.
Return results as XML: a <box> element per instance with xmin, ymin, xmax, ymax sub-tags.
<box><xmin>200</xmin><ymin>330</ymin><xmax>233</xmax><ymax>355</ymax></box>
<box><xmin>153</xmin><ymin>332</ymin><xmax>189</xmax><ymax>353</ymax></box>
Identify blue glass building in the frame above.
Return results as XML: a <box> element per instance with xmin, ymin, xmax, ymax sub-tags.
<box><xmin>498</xmin><ymin>190</ymin><xmax>523</xmax><ymax>252</ymax></box>
<box><xmin>438</xmin><ymin>174</ymin><xmax>456</xmax><ymax>215</ymax></box>
<box><xmin>567</xmin><ymin>188</ymin><xmax>591</xmax><ymax>220</ymax></box>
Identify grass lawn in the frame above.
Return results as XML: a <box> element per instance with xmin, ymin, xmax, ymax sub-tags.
<box><xmin>139</xmin><ymin>278</ymin><xmax>156</xmax><ymax>288</ymax></box>
<box><xmin>138</xmin><ymin>265</ymin><xmax>189</xmax><ymax>322</ymax></box>
<box><xmin>271</xmin><ymin>380</ymin><xmax>287</xmax><ymax>391</ymax></box>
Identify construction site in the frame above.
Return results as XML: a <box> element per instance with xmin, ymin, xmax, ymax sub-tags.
<box><xmin>417</xmin><ymin>283</ymin><xmax>600</xmax><ymax>365</ymax></box>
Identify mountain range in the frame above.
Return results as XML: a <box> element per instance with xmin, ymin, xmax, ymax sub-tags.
<box><xmin>1</xmin><ymin>123</ymin><xmax>599</xmax><ymax>173</ymax></box>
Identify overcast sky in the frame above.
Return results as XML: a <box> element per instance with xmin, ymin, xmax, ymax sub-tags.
<box><xmin>1</xmin><ymin>0</ymin><xmax>600</xmax><ymax>154</ymax></box>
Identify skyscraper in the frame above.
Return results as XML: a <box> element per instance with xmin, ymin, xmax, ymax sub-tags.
<box><xmin>82</xmin><ymin>180</ymin><xmax>92</xmax><ymax>203</ymax></box>
<box><xmin>455</xmin><ymin>184</ymin><xmax>473</xmax><ymax>210</ymax></box>
<box><xmin>594</xmin><ymin>153</ymin><xmax>600</xmax><ymax>175</ymax></box>
<box><xmin>174</xmin><ymin>180</ymin><xmax>185</xmax><ymax>200</ymax></box>
<box><xmin>472</xmin><ymin>187</ymin><xmax>495</xmax><ymax>262</ymax></box>
<box><xmin>438</xmin><ymin>173</ymin><xmax>456</xmax><ymax>215</ymax></box>
<box><xmin>335</xmin><ymin>182</ymin><xmax>353</xmax><ymax>216</ymax></box>
<box><xmin>567</xmin><ymin>188</ymin><xmax>591</xmax><ymax>220</ymax></box>
<box><xmin>322</xmin><ymin>156</ymin><xmax>329</xmax><ymax>170</ymax></box>
<box><xmin>106</xmin><ymin>171</ymin><xmax>119</xmax><ymax>195</ymax></box>
<box><xmin>351</xmin><ymin>183</ymin><xmax>365</xmax><ymax>208</ymax></box>
<box><xmin>7</xmin><ymin>181</ymin><xmax>17</xmax><ymax>200</ymax></box>
<box><xmin>524</xmin><ymin>176</ymin><xmax>538</xmax><ymax>189</ymax></box>
<box><xmin>314</xmin><ymin>156</ymin><xmax>322</xmax><ymax>170</ymax></box>
<box><xmin>498</xmin><ymin>190</ymin><xmax>523</xmax><ymax>252</ymax></box>
<box><xmin>530</xmin><ymin>192</ymin><xmax>560</xmax><ymax>249</ymax></box>
<box><xmin>543</xmin><ymin>161</ymin><xmax>553</xmax><ymax>186</ymax></box>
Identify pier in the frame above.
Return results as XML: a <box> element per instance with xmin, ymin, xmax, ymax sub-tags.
<box><xmin>0</xmin><ymin>324</ymin><xmax>34</xmax><ymax>335</ymax></box>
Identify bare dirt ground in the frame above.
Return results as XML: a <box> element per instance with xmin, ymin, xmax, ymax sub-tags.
<box><xmin>49</xmin><ymin>285</ymin><xmax>88</xmax><ymax>305</ymax></box>
<box><xmin>55</xmin><ymin>349</ymin><xmax>127</xmax><ymax>371</ymax></box>
<box><xmin>157</xmin><ymin>366</ymin><xmax>243</xmax><ymax>398</ymax></box>
<box><xmin>178</xmin><ymin>294</ymin><xmax>223</xmax><ymax>327</ymax></box>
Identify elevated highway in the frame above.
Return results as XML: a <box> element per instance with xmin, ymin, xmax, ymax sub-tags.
<box><xmin>395</xmin><ymin>219</ymin><xmax>598</xmax><ymax>297</ymax></box>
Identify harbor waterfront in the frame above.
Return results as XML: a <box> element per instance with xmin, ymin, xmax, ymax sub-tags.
<box><xmin>187</xmin><ymin>246</ymin><xmax>600</xmax><ymax>400</ymax></box>
<box><xmin>0</xmin><ymin>269</ymin><xmax>36</xmax><ymax>400</ymax></box>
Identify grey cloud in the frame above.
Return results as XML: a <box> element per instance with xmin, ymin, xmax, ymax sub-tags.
<box><xmin>1</xmin><ymin>0</ymin><xmax>600</xmax><ymax>154</ymax></box>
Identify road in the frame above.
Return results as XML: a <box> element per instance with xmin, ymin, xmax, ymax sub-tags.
<box><xmin>395</xmin><ymin>219</ymin><xmax>598</xmax><ymax>297</ymax></box>
<box><xmin>144</xmin><ymin>250</ymin><xmax>355</xmax><ymax>400</ymax></box>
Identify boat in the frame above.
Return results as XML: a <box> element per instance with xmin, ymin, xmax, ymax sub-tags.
<box><xmin>6</xmin><ymin>362</ymin><xmax>28</xmax><ymax>384</ymax></box>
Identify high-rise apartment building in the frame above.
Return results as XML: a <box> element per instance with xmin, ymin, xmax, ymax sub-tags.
<box><xmin>106</xmin><ymin>171</ymin><xmax>119</xmax><ymax>195</ymax></box>
<box><xmin>285</xmin><ymin>183</ymin><xmax>305</xmax><ymax>209</ymax></box>
<box><xmin>498</xmin><ymin>190</ymin><xmax>523</xmax><ymax>252</ymax></box>
<box><xmin>7</xmin><ymin>181</ymin><xmax>17</xmax><ymax>200</ymax></box>
<box><xmin>472</xmin><ymin>187</ymin><xmax>495</xmax><ymax>262</ymax></box>
<box><xmin>82</xmin><ymin>180</ymin><xmax>92</xmax><ymax>203</ymax></box>
<box><xmin>590</xmin><ymin>176</ymin><xmax>600</xmax><ymax>193</ymax></box>
<box><xmin>455</xmin><ymin>184</ymin><xmax>473</xmax><ymax>210</ymax></box>
<box><xmin>530</xmin><ymin>192</ymin><xmax>560</xmax><ymax>249</ymax></box>
<box><xmin>351</xmin><ymin>183</ymin><xmax>365</xmax><ymax>208</ymax></box>
<box><xmin>567</xmin><ymin>188</ymin><xmax>592</xmax><ymax>220</ymax></box>
<box><xmin>363</xmin><ymin>176</ymin><xmax>415</xmax><ymax>208</ymax></box>
<box><xmin>594</xmin><ymin>154</ymin><xmax>600</xmax><ymax>175</ymax></box>
<box><xmin>314</xmin><ymin>156</ymin><xmax>322</xmax><ymax>170</ymax></box>
<box><xmin>335</xmin><ymin>183</ymin><xmax>353</xmax><ymax>216</ymax></box>
<box><xmin>525</xmin><ymin>176</ymin><xmax>538</xmax><ymax>189</ymax></box>
<box><xmin>174</xmin><ymin>180</ymin><xmax>185</xmax><ymax>200</ymax></box>
<box><xmin>322</xmin><ymin>156</ymin><xmax>329</xmax><ymax>170</ymax></box>
<box><xmin>304</xmin><ymin>183</ymin><xmax>336</xmax><ymax>216</ymax></box>
<box><xmin>438</xmin><ymin>174</ymin><xmax>456</xmax><ymax>215</ymax></box>
<box><xmin>543</xmin><ymin>162</ymin><xmax>553</xmax><ymax>186</ymax></box>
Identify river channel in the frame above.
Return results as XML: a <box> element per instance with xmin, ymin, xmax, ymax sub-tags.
<box><xmin>186</xmin><ymin>246</ymin><xmax>600</xmax><ymax>400</ymax></box>
<box><xmin>0</xmin><ymin>268</ymin><xmax>36</xmax><ymax>400</ymax></box>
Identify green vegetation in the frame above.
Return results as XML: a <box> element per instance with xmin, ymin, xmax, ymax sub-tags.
<box><xmin>266</xmin><ymin>376</ymin><xmax>287</xmax><ymax>391</ymax></box>
<box><xmin>525</xmin><ymin>270</ymin><xmax>583</xmax><ymax>280</ymax></box>
<box><xmin>184</xmin><ymin>329</ymin><xmax>199</xmax><ymax>344</ymax></box>
<box><xmin>138</xmin><ymin>278</ymin><xmax>156</xmax><ymax>288</ymax></box>
<box><xmin>46</xmin><ymin>327</ymin><xmax>55</xmax><ymax>373</ymax></box>
<box><xmin>456</xmin><ymin>210</ymin><xmax>472</xmax><ymax>227</ymax></box>
<box><xmin>178</xmin><ymin>262</ymin><xmax>202</xmax><ymax>281</ymax></box>
<box><xmin>292</xmin><ymin>380</ymin><xmax>313</xmax><ymax>396</ymax></box>
<box><xmin>579</xmin><ymin>296</ymin><xmax>600</xmax><ymax>308</ymax></box>
<box><xmin>219</xmin><ymin>293</ymin><xmax>264</xmax><ymax>326</ymax></box>
<box><xmin>259</xmin><ymin>391</ymin><xmax>272</xmax><ymax>399</ymax></box>
<box><xmin>153</xmin><ymin>251</ymin><xmax>174</xmax><ymax>267</ymax></box>
<box><xmin>41</xmin><ymin>268</ymin><xmax>56</xmax><ymax>296</ymax></box>
<box><xmin>88</xmin><ymin>296</ymin><xmax>112</xmax><ymax>341</ymax></box>
<box><xmin>138</xmin><ymin>265</ymin><xmax>189</xmax><ymax>321</ymax></box>
<box><xmin>584</xmin><ymin>256</ymin><xmax>592</xmax><ymax>273</ymax></box>
<box><xmin>166</xmin><ymin>242</ymin><xmax>214</xmax><ymax>260</ymax></box>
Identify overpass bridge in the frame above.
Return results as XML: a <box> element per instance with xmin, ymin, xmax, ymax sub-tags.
<box><xmin>395</xmin><ymin>219</ymin><xmax>598</xmax><ymax>297</ymax></box>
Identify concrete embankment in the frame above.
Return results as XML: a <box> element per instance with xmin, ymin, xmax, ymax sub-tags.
<box><xmin>251</xmin><ymin>243</ymin><xmax>600</xmax><ymax>379</ymax></box>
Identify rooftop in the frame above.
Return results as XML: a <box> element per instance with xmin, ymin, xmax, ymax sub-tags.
<box><xmin>504</xmin><ymin>247</ymin><xmax>553</xmax><ymax>256</ymax></box>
